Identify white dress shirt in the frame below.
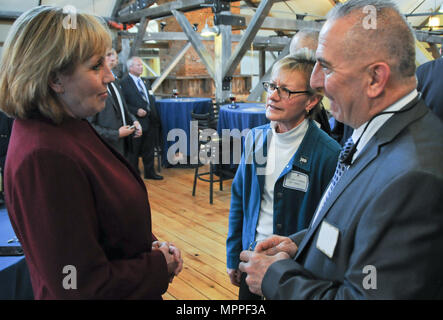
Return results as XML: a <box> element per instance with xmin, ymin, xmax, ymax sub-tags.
<box><xmin>311</xmin><ymin>89</ymin><xmax>418</xmax><ymax>226</ymax></box>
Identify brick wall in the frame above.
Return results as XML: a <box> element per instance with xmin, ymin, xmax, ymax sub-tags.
<box><xmin>155</xmin><ymin>1</ymin><xmax>247</xmax><ymax>99</ymax></box>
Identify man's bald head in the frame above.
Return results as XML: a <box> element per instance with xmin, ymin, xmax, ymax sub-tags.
<box><xmin>325</xmin><ymin>0</ymin><xmax>416</xmax><ymax>81</ymax></box>
<box><xmin>289</xmin><ymin>29</ymin><xmax>320</xmax><ymax>54</ymax></box>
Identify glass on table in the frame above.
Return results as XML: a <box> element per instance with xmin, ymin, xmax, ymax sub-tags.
<box><xmin>229</xmin><ymin>93</ymin><xmax>238</xmax><ymax>109</ymax></box>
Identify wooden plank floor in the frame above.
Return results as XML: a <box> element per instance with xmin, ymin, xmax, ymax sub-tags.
<box><xmin>143</xmin><ymin>164</ymin><xmax>238</xmax><ymax>300</ymax></box>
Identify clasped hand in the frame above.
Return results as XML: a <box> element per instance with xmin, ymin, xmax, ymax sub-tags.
<box><xmin>237</xmin><ymin>235</ymin><xmax>297</xmax><ymax>296</ymax></box>
<box><xmin>152</xmin><ymin>241</ymin><xmax>183</xmax><ymax>283</ymax></box>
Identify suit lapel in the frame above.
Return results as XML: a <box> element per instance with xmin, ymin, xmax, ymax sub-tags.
<box><xmin>295</xmin><ymin>97</ymin><xmax>425</xmax><ymax>259</ymax></box>
<box><xmin>107</xmin><ymin>84</ymin><xmax>120</xmax><ymax>114</ymax></box>
<box><xmin>295</xmin><ymin>139</ymin><xmax>379</xmax><ymax>258</ymax></box>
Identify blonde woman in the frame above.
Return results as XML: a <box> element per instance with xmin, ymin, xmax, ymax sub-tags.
<box><xmin>0</xmin><ymin>6</ymin><xmax>182</xmax><ymax>299</ymax></box>
<box><xmin>227</xmin><ymin>51</ymin><xmax>340</xmax><ymax>299</ymax></box>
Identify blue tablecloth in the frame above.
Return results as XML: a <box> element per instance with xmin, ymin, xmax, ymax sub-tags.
<box><xmin>217</xmin><ymin>103</ymin><xmax>269</xmax><ymax>138</ymax></box>
<box><xmin>156</xmin><ymin>97</ymin><xmax>212</xmax><ymax>166</ymax></box>
<box><xmin>0</xmin><ymin>207</ymin><xmax>34</xmax><ymax>299</ymax></box>
<box><xmin>217</xmin><ymin>103</ymin><xmax>269</xmax><ymax>170</ymax></box>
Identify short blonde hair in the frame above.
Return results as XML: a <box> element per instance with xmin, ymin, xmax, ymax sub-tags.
<box><xmin>272</xmin><ymin>49</ymin><xmax>324</xmax><ymax>119</ymax></box>
<box><xmin>0</xmin><ymin>6</ymin><xmax>111</xmax><ymax>123</ymax></box>
<box><xmin>271</xmin><ymin>48</ymin><xmax>318</xmax><ymax>94</ymax></box>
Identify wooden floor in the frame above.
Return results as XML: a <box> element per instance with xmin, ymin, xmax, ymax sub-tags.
<box><xmin>142</xmin><ymin>164</ymin><xmax>238</xmax><ymax>300</ymax></box>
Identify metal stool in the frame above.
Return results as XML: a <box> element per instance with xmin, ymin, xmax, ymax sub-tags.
<box><xmin>191</xmin><ymin>112</ymin><xmax>223</xmax><ymax>204</ymax></box>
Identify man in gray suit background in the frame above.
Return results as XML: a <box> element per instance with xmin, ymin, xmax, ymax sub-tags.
<box><xmin>239</xmin><ymin>0</ymin><xmax>443</xmax><ymax>299</ymax></box>
<box><xmin>88</xmin><ymin>49</ymin><xmax>142</xmax><ymax>160</ymax></box>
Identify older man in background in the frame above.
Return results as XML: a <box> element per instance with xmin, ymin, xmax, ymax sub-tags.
<box><xmin>120</xmin><ymin>56</ymin><xmax>163</xmax><ymax>180</ymax></box>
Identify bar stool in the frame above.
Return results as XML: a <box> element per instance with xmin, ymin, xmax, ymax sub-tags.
<box><xmin>191</xmin><ymin>112</ymin><xmax>223</xmax><ymax>204</ymax></box>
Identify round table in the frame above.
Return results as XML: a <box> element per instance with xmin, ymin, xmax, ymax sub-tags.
<box><xmin>156</xmin><ymin>97</ymin><xmax>212</xmax><ymax>166</ymax></box>
<box><xmin>217</xmin><ymin>103</ymin><xmax>269</xmax><ymax>138</ymax></box>
<box><xmin>0</xmin><ymin>207</ymin><xmax>34</xmax><ymax>299</ymax></box>
<box><xmin>217</xmin><ymin>103</ymin><xmax>269</xmax><ymax>170</ymax></box>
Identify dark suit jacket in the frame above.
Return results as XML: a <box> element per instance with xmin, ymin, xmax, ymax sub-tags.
<box><xmin>5</xmin><ymin>117</ymin><xmax>169</xmax><ymax>299</ymax></box>
<box><xmin>87</xmin><ymin>82</ymin><xmax>136</xmax><ymax>156</ymax></box>
<box><xmin>119</xmin><ymin>75</ymin><xmax>160</xmax><ymax>132</ymax></box>
<box><xmin>262</xmin><ymin>98</ymin><xmax>443</xmax><ymax>299</ymax></box>
<box><xmin>416</xmin><ymin>57</ymin><xmax>443</xmax><ymax>122</ymax></box>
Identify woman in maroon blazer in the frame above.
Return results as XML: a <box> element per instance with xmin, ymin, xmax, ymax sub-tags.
<box><xmin>0</xmin><ymin>6</ymin><xmax>182</xmax><ymax>299</ymax></box>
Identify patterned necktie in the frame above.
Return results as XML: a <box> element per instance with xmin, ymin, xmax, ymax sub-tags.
<box><xmin>324</xmin><ymin>137</ymin><xmax>355</xmax><ymax>202</ymax></box>
<box><xmin>136</xmin><ymin>78</ymin><xmax>151</xmax><ymax>111</ymax></box>
<box><xmin>137</xmin><ymin>78</ymin><xmax>147</xmax><ymax>101</ymax></box>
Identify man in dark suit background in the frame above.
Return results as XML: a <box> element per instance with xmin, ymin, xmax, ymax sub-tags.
<box><xmin>416</xmin><ymin>47</ymin><xmax>443</xmax><ymax>122</ymax></box>
<box><xmin>238</xmin><ymin>0</ymin><xmax>443</xmax><ymax>299</ymax></box>
<box><xmin>87</xmin><ymin>49</ymin><xmax>142</xmax><ymax>160</ymax></box>
<box><xmin>120</xmin><ymin>56</ymin><xmax>163</xmax><ymax>180</ymax></box>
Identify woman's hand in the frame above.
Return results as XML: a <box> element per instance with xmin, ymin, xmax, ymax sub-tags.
<box><xmin>152</xmin><ymin>241</ymin><xmax>183</xmax><ymax>282</ymax></box>
<box><xmin>227</xmin><ymin>268</ymin><xmax>241</xmax><ymax>287</ymax></box>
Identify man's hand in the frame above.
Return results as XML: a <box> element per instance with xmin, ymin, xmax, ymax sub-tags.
<box><xmin>118</xmin><ymin>125</ymin><xmax>135</xmax><ymax>138</ymax></box>
<box><xmin>255</xmin><ymin>235</ymin><xmax>298</xmax><ymax>258</ymax></box>
<box><xmin>137</xmin><ymin>108</ymin><xmax>147</xmax><ymax>117</ymax></box>
<box><xmin>133</xmin><ymin>121</ymin><xmax>142</xmax><ymax>138</ymax></box>
<box><xmin>239</xmin><ymin>250</ymin><xmax>289</xmax><ymax>296</ymax></box>
<box><xmin>227</xmin><ymin>268</ymin><xmax>241</xmax><ymax>287</ymax></box>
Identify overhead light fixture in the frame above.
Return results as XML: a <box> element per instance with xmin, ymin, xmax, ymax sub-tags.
<box><xmin>201</xmin><ymin>19</ymin><xmax>219</xmax><ymax>37</ymax></box>
<box><xmin>429</xmin><ymin>16</ymin><xmax>440</xmax><ymax>28</ymax></box>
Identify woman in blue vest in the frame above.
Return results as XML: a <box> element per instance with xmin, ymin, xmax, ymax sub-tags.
<box><xmin>227</xmin><ymin>50</ymin><xmax>341</xmax><ymax>299</ymax></box>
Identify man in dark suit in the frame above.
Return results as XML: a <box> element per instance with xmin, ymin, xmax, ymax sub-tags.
<box><xmin>120</xmin><ymin>56</ymin><xmax>163</xmax><ymax>180</ymax></box>
<box><xmin>238</xmin><ymin>0</ymin><xmax>443</xmax><ymax>299</ymax></box>
<box><xmin>87</xmin><ymin>49</ymin><xmax>142</xmax><ymax>161</ymax></box>
<box><xmin>416</xmin><ymin>49</ymin><xmax>443</xmax><ymax>122</ymax></box>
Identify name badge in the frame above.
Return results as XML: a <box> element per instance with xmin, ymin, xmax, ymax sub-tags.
<box><xmin>148</xmin><ymin>90</ymin><xmax>154</xmax><ymax>95</ymax></box>
<box><xmin>283</xmin><ymin>171</ymin><xmax>309</xmax><ymax>192</ymax></box>
<box><xmin>316</xmin><ymin>220</ymin><xmax>339</xmax><ymax>259</ymax></box>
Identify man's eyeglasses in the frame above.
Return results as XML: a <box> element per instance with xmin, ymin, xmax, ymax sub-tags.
<box><xmin>262</xmin><ymin>82</ymin><xmax>311</xmax><ymax>100</ymax></box>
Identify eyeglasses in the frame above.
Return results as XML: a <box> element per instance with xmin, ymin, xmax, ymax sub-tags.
<box><xmin>262</xmin><ymin>82</ymin><xmax>311</xmax><ymax>100</ymax></box>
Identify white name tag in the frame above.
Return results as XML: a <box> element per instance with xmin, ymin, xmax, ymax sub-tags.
<box><xmin>283</xmin><ymin>171</ymin><xmax>309</xmax><ymax>192</ymax></box>
<box><xmin>148</xmin><ymin>90</ymin><xmax>154</xmax><ymax>95</ymax></box>
<box><xmin>316</xmin><ymin>220</ymin><xmax>339</xmax><ymax>259</ymax></box>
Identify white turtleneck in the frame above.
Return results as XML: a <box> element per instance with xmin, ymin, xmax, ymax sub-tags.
<box><xmin>255</xmin><ymin>119</ymin><xmax>309</xmax><ymax>242</ymax></box>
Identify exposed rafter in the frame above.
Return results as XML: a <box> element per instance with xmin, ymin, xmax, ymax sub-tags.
<box><xmin>172</xmin><ymin>9</ymin><xmax>216</xmax><ymax>79</ymax></box>
<box><xmin>117</xmin><ymin>0</ymin><xmax>211</xmax><ymax>23</ymax></box>
<box><xmin>223</xmin><ymin>0</ymin><xmax>275</xmax><ymax>79</ymax></box>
